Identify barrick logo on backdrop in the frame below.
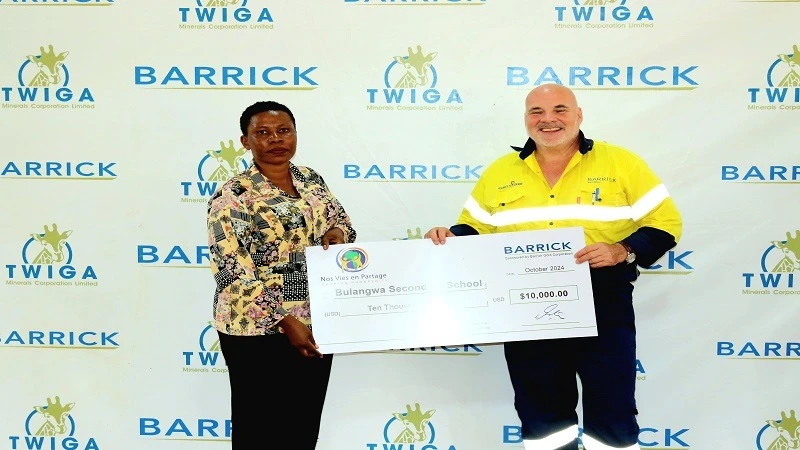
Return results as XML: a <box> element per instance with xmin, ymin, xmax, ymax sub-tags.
<box><xmin>0</xmin><ymin>160</ymin><xmax>117</xmax><ymax>181</ymax></box>
<box><xmin>748</xmin><ymin>43</ymin><xmax>800</xmax><ymax>111</ymax></box>
<box><xmin>139</xmin><ymin>417</ymin><xmax>230</xmax><ymax>441</ymax></box>
<box><xmin>1</xmin><ymin>45</ymin><xmax>95</xmax><ymax>109</ymax></box>
<box><xmin>343</xmin><ymin>163</ymin><xmax>483</xmax><ymax>181</ymax></box>
<box><xmin>180</xmin><ymin>140</ymin><xmax>248</xmax><ymax>203</ymax></box>
<box><xmin>366</xmin><ymin>45</ymin><xmax>463</xmax><ymax>112</ymax></box>
<box><xmin>367</xmin><ymin>403</ymin><xmax>457</xmax><ymax>450</ymax></box>
<box><xmin>721</xmin><ymin>164</ymin><xmax>800</xmax><ymax>182</ymax></box>
<box><xmin>0</xmin><ymin>0</ymin><xmax>113</xmax><ymax>6</ymax></box>
<box><xmin>507</xmin><ymin>64</ymin><xmax>699</xmax><ymax>90</ymax></box>
<box><xmin>178</xmin><ymin>0</ymin><xmax>274</xmax><ymax>31</ymax></box>
<box><xmin>756</xmin><ymin>410</ymin><xmax>800</xmax><ymax>450</ymax></box>
<box><xmin>717</xmin><ymin>340</ymin><xmax>799</xmax><ymax>359</ymax></box>
<box><xmin>554</xmin><ymin>0</ymin><xmax>655</xmax><ymax>29</ymax></box>
<box><xmin>0</xmin><ymin>330</ymin><xmax>119</xmax><ymax>349</ymax></box>
<box><xmin>5</xmin><ymin>224</ymin><xmax>99</xmax><ymax>288</ymax></box>
<box><xmin>182</xmin><ymin>323</ymin><xmax>228</xmax><ymax>374</ymax></box>
<box><xmin>133</xmin><ymin>64</ymin><xmax>318</xmax><ymax>90</ymax></box>
<box><xmin>504</xmin><ymin>426</ymin><xmax>690</xmax><ymax>447</ymax></box>
<box><xmin>7</xmin><ymin>396</ymin><xmax>100</xmax><ymax>450</ymax></box>
<box><xmin>640</xmin><ymin>249</ymin><xmax>693</xmax><ymax>275</ymax></box>
<box><xmin>742</xmin><ymin>229</ymin><xmax>800</xmax><ymax>295</ymax></box>
<box><xmin>137</xmin><ymin>244</ymin><xmax>209</xmax><ymax>268</ymax></box>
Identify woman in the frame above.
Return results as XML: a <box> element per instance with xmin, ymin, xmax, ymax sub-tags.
<box><xmin>207</xmin><ymin>101</ymin><xmax>356</xmax><ymax>449</ymax></box>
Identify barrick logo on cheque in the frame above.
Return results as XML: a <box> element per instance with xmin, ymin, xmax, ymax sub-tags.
<box><xmin>748</xmin><ymin>43</ymin><xmax>800</xmax><ymax>111</ymax></box>
<box><xmin>366</xmin><ymin>403</ymin><xmax>457</xmax><ymax>450</ymax></box>
<box><xmin>742</xmin><ymin>229</ymin><xmax>800</xmax><ymax>295</ymax></box>
<box><xmin>756</xmin><ymin>409</ymin><xmax>800</xmax><ymax>450</ymax></box>
<box><xmin>178</xmin><ymin>0</ymin><xmax>274</xmax><ymax>30</ymax></box>
<box><xmin>1</xmin><ymin>44</ymin><xmax>95</xmax><ymax>109</ymax></box>
<box><xmin>180</xmin><ymin>140</ymin><xmax>248</xmax><ymax>203</ymax></box>
<box><xmin>554</xmin><ymin>0</ymin><xmax>654</xmax><ymax>29</ymax></box>
<box><xmin>5</xmin><ymin>224</ymin><xmax>99</xmax><ymax>287</ymax></box>
<box><xmin>367</xmin><ymin>45</ymin><xmax>463</xmax><ymax>112</ymax></box>
<box><xmin>7</xmin><ymin>396</ymin><xmax>100</xmax><ymax>450</ymax></box>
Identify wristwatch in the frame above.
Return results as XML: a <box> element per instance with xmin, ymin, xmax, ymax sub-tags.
<box><xmin>620</xmin><ymin>242</ymin><xmax>636</xmax><ymax>265</ymax></box>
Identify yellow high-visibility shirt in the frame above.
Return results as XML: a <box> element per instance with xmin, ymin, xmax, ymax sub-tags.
<box><xmin>456</xmin><ymin>140</ymin><xmax>682</xmax><ymax>246</ymax></box>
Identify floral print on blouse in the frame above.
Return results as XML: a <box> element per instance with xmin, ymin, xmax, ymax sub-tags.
<box><xmin>207</xmin><ymin>162</ymin><xmax>356</xmax><ymax>336</ymax></box>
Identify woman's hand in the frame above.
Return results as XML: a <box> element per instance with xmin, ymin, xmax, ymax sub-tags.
<box><xmin>280</xmin><ymin>315</ymin><xmax>323</xmax><ymax>358</ymax></box>
<box><xmin>322</xmin><ymin>227</ymin><xmax>345</xmax><ymax>250</ymax></box>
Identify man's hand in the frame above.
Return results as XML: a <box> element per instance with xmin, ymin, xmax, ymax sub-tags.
<box><xmin>574</xmin><ymin>242</ymin><xmax>628</xmax><ymax>268</ymax></box>
<box><xmin>321</xmin><ymin>227</ymin><xmax>345</xmax><ymax>250</ymax></box>
<box><xmin>280</xmin><ymin>315</ymin><xmax>323</xmax><ymax>358</ymax></box>
<box><xmin>424</xmin><ymin>227</ymin><xmax>454</xmax><ymax>245</ymax></box>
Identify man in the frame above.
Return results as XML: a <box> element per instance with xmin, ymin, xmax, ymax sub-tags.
<box><xmin>424</xmin><ymin>84</ymin><xmax>681</xmax><ymax>450</ymax></box>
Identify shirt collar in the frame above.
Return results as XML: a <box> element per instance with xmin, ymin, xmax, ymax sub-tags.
<box><xmin>511</xmin><ymin>130</ymin><xmax>594</xmax><ymax>160</ymax></box>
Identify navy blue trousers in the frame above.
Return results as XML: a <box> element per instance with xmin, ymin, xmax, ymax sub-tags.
<box><xmin>504</xmin><ymin>266</ymin><xmax>639</xmax><ymax>450</ymax></box>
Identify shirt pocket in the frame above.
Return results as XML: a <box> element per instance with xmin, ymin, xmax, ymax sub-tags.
<box><xmin>579</xmin><ymin>185</ymin><xmax>630</xmax><ymax>230</ymax></box>
<box><xmin>488</xmin><ymin>188</ymin><xmax>527</xmax><ymax>212</ymax></box>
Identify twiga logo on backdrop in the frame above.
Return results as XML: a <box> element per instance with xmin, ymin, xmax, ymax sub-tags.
<box><xmin>177</xmin><ymin>0</ymin><xmax>275</xmax><ymax>31</ymax></box>
<box><xmin>366</xmin><ymin>45</ymin><xmax>463</xmax><ymax>112</ymax></box>
<box><xmin>366</xmin><ymin>403</ymin><xmax>457</xmax><ymax>450</ymax></box>
<box><xmin>756</xmin><ymin>410</ymin><xmax>800</xmax><ymax>450</ymax></box>
<box><xmin>180</xmin><ymin>140</ymin><xmax>249</xmax><ymax>203</ymax></box>
<box><xmin>553</xmin><ymin>0</ymin><xmax>655</xmax><ymax>29</ymax></box>
<box><xmin>742</xmin><ymin>229</ymin><xmax>800</xmax><ymax>295</ymax></box>
<box><xmin>1</xmin><ymin>44</ymin><xmax>95</xmax><ymax>110</ymax></box>
<box><xmin>747</xmin><ymin>43</ymin><xmax>800</xmax><ymax>111</ymax></box>
<box><xmin>5</xmin><ymin>224</ymin><xmax>99</xmax><ymax>288</ymax></box>
<box><xmin>181</xmin><ymin>322</ymin><xmax>228</xmax><ymax>374</ymax></box>
<box><xmin>7</xmin><ymin>396</ymin><xmax>100</xmax><ymax>450</ymax></box>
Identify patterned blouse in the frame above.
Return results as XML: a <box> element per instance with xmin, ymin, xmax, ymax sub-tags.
<box><xmin>207</xmin><ymin>162</ymin><xmax>356</xmax><ymax>336</ymax></box>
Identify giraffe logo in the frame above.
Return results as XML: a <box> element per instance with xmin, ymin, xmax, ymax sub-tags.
<box><xmin>22</xmin><ymin>224</ymin><xmax>74</xmax><ymax>265</ymax></box>
<box><xmin>368</xmin><ymin>403</ymin><xmax>457</xmax><ymax>449</ymax></box>
<box><xmin>6</xmin><ymin>224</ymin><xmax>99</xmax><ymax>285</ymax></box>
<box><xmin>181</xmin><ymin>140</ymin><xmax>249</xmax><ymax>201</ymax></box>
<box><xmin>336</xmin><ymin>247</ymin><xmax>369</xmax><ymax>272</ymax></box>
<box><xmin>201</xmin><ymin>140</ymin><xmax>248</xmax><ymax>181</ymax></box>
<box><xmin>747</xmin><ymin>44</ymin><xmax>800</xmax><ymax>108</ymax></box>
<box><xmin>767</xmin><ymin>45</ymin><xmax>800</xmax><ymax>88</ymax></box>
<box><xmin>367</xmin><ymin>45</ymin><xmax>463</xmax><ymax>108</ymax></box>
<box><xmin>8</xmin><ymin>396</ymin><xmax>100</xmax><ymax>449</ymax></box>
<box><xmin>393</xmin><ymin>227</ymin><xmax>423</xmax><ymax>241</ymax></box>
<box><xmin>756</xmin><ymin>410</ymin><xmax>800</xmax><ymax>450</ymax></box>
<box><xmin>197</xmin><ymin>0</ymin><xmax>245</xmax><ymax>6</ymax></box>
<box><xmin>385</xmin><ymin>45</ymin><xmax>439</xmax><ymax>90</ymax></box>
<box><xmin>555</xmin><ymin>0</ymin><xmax>654</xmax><ymax>24</ymax></box>
<box><xmin>4</xmin><ymin>44</ymin><xmax>95</xmax><ymax>105</ymax></box>
<box><xmin>741</xmin><ymin>229</ymin><xmax>800</xmax><ymax>294</ymax></box>
<box><xmin>20</xmin><ymin>45</ymin><xmax>69</xmax><ymax>87</ymax></box>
